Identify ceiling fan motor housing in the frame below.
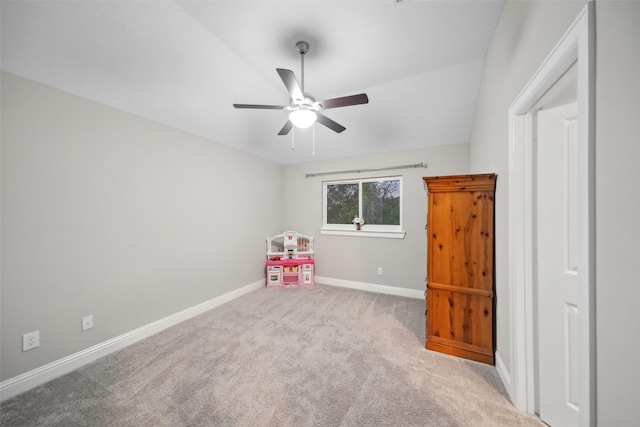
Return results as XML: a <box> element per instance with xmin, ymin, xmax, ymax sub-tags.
<box><xmin>296</xmin><ymin>40</ymin><xmax>309</xmax><ymax>55</ymax></box>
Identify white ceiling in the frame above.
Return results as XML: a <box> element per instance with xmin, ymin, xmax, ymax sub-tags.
<box><xmin>1</xmin><ymin>0</ymin><xmax>505</xmax><ymax>165</ymax></box>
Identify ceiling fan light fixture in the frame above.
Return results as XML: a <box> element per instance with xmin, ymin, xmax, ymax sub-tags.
<box><xmin>289</xmin><ymin>109</ymin><xmax>317</xmax><ymax>128</ymax></box>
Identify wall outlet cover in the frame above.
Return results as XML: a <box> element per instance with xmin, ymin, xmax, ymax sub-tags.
<box><xmin>23</xmin><ymin>331</ymin><xmax>40</xmax><ymax>352</ymax></box>
<box><xmin>82</xmin><ymin>315</ymin><xmax>94</xmax><ymax>331</ymax></box>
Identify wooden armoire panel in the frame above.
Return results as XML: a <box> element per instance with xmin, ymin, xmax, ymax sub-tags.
<box><xmin>423</xmin><ymin>174</ymin><xmax>496</xmax><ymax>365</ymax></box>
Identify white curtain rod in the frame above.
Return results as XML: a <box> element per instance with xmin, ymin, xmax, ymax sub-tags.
<box><xmin>305</xmin><ymin>162</ymin><xmax>427</xmax><ymax>178</ymax></box>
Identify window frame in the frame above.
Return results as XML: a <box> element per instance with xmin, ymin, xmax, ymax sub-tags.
<box><xmin>320</xmin><ymin>176</ymin><xmax>405</xmax><ymax>239</ymax></box>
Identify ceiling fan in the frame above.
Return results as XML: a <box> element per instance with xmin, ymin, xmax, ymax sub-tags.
<box><xmin>233</xmin><ymin>41</ymin><xmax>369</xmax><ymax>135</ymax></box>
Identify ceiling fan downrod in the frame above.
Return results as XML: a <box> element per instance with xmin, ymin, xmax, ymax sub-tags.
<box><xmin>296</xmin><ymin>40</ymin><xmax>309</xmax><ymax>93</ymax></box>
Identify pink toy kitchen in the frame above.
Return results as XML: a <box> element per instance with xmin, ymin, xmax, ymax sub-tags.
<box><xmin>265</xmin><ymin>231</ymin><xmax>314</xmax><ymax>288</ymax></box>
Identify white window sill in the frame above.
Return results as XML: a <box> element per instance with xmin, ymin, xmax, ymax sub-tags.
<box><xmin>319</xmin><ymin>228</ymin><xmax>406</xmax><ymax>239</ymax></box>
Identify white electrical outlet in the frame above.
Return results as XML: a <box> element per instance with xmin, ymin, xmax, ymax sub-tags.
<box><xmin>82</xmin><ymin>315</ymin><xmax>94</xmax><ymax>331</ymax></box>
<box><xmin>23</xmin><ymin>331</ymin><xmax>40</xmax><ymax>352</ymax></box>
<box><xmin>377</xmin><ymin>267</ymin><xmax>384</xmax><ymax>276</ymax></box>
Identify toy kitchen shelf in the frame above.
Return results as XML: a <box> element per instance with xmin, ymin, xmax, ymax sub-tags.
<box><xmin>266</xmin><ymin>231</ymin><xmax>314</xmax><ymax>288</ymax></box>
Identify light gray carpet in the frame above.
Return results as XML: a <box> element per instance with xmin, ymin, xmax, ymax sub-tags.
<box><xmin>1</xmin><ymin>284</ymin><xmax>543</xmax><ymax>426</ymax></box>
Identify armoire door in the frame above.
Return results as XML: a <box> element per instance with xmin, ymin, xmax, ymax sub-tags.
<box><xmin>423</xmin><ymin>174</ymin><xmax>496</xmax><ymax>365</ymax></box>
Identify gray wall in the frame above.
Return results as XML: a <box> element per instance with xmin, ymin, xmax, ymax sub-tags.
<box><xmin>282</xmin><ymin>144</ymin><xmax>469</xmax><ymax>291</ymax></box>
<box><xmin>594</xmin><ymin>1</ymin><xmax>640</xmax><ymax>423</ymax></box>
<box><xmin>470</xmin><ymin>0</ymin><xmax>640</xmax><ymax>423</ymax></box>
<box><xmin>1</xmin><ymin>72</ymin><xmax>283</xmax><ymax>380</ymax></box>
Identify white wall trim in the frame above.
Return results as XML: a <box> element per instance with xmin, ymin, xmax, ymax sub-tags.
<box><xmin>319</xmin><ymin>229</ymin><xmax>406</xmax><ymax>239</ymax></box>
<box><xmin>316</xmin><ymin>276</ymin><xmax>424</xmax><ymax>299</ymax></box>
<box><xmin>507</xmin><ymin>4</ymin><xmax>595</xmax><ymax>425</ymax></box>
<box><xmin>495</xmin><ymin>351</ymin><xmax>513</xmax><ymax>403</ymax></box>
<box><xmin>0</xmin><ymin>279</ymin><xmax>265</xmax><ymax>402</ymax></box>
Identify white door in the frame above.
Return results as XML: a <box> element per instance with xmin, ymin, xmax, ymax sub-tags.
<box><xmin>536</xmin><ymin>102</ymin><xmax>579</xmax><ymax>426</ymax></box>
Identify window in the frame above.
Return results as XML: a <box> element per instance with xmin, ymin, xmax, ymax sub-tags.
<box><xmin>322</xmin><ymin>177</ymin><xmax>404</xmax><ymax>238</ymax></box>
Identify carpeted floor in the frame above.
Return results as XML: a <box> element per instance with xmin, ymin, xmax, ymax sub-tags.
<box><xmin>1</xmin><ymin>284</ymin><xmax>544</xmax><ymax>426</ymax></box>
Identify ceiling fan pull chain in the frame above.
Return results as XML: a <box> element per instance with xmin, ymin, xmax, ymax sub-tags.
<box><xmin>291</xmin><ymin>127</ymin><xmax>295</xmax><ymax>151</ymax></box>
<box><xmin>312</xmin><ymin>124</ymin><xmax>315</xmax><ymax>155</ymax></box>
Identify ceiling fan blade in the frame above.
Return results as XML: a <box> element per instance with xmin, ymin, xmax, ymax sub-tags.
<box><xmin>276</xmin><ymin>68</ymin><xmax>304</xmax><ymax>101</ymax></box>
<box><xmin>316</xmin><ymin>113</ymin><xmax>346</xmax><ymax>133</ymax></box>
<box><xmin>278</xmin><ymin>120</ymin><xmax>293</xmax><ymax>136</ymax></box>
<box><xmin>319</xmin><ymin>93</ymin><xmax>369</xmax><ymax>110</ymax></box>
<box><xmin>233</xmin><ymin>104</ymin><xmax>285</xmax><ymax>110</ymax></box>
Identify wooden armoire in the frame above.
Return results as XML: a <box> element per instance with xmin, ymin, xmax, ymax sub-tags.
<box><xmin>423</xmin><ymin>174</ymin><xmax>496</xmax><ymax>365</ymax></box>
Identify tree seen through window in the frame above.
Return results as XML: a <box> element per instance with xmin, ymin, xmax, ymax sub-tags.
<box><xmin>324</xmin><ymin>178</ymin><xmax>401</xmax><ymax>228</ymax></box>
<box><xmin>326</xmin><ymin>183</ymin><xmax>358</xmax><ymax>224</ymax></box>
<box><xmin>363</xmin><ymin>180</ymin><xmax>400</xmax><ymax>225</ymax></box>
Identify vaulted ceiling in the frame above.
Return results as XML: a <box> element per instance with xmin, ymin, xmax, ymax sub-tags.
<box><xmin>1</xmin><ymin>1</ymin><xmax>505</xmax><ymax>165</ymax></box>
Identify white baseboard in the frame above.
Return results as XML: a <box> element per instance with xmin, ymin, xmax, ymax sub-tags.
<box><xmin>495</xmin><ymin>350</ymin><xmax>513</xmax><ymax>402</ymax></box>
<box><xmin>1</xmin><ymin>277</ymin><xmax>421</xmax><ymax>401</ymax></box>
<box><xmin>0</xmin><ymin>280</ymin><xmax>264</xmax><ymax>402</ymax></box>
<box><xmin>316</xmin><ymin>276</ymin><xmax>424</xmax><ymax>299</ymax></box>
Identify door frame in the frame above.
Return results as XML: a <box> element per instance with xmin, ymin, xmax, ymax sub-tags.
<box><xmin>507</xmin><ymin>4</ymin><xmax>595</xmax><ymax>426</ymax></box>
